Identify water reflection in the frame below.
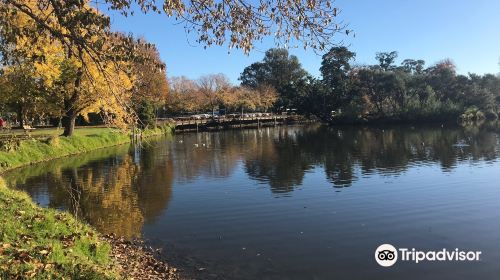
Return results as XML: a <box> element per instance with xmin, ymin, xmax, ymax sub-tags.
<box><xmin>5</xmin><ymin>143</ymin><xmax>174</xmax><ymax>238</ymax></box>
<box><xmin>5</xmin><ymin>123</ymin><xmax>500</xmax><ymax>238</ymax></box>
<box><xmin>172</xmin><ymin>123</ymin><xmax>499</xmax><ymax>191</ymax></box>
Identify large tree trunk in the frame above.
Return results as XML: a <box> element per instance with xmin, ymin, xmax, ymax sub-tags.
<box><xmin>62</xmin><ymin>64</ymin><xmax>83</xmax><ymax>137</ymax></box>
<box><xmin>17</xmin><ymin>105</ymin><xmax>24</xmax><ymax>128</ymax></box>
<box><xmin>62</xmin><ymin>110</ymin><xmax>76</xmax><ymax>137</ymax></box>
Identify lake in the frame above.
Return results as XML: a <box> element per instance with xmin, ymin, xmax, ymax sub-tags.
<box><xmin>4</xmin><ymin>124</ymin><xmax>500</xmax><ymax>279</ymax></box>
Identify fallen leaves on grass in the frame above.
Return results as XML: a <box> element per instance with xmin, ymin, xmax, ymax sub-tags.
<box><xmin>103</xmin><ymin>234</ymin><xmax>183</xmax><ymax>280</ymax></box>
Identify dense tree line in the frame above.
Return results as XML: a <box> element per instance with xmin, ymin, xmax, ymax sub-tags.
<box><xmin>240</xmin><ymin>48</ymin><xmax>500</xmax><ymax>123</ymax></box>
<box><xmin>1</xmin><ymin>0</ymin><xmax>497</xmax><ymax>131</ymax></box>
<box><xmin>167</xmin><ymin>74</ymin><xmax>277</xmax><ymax>116</ymax></box>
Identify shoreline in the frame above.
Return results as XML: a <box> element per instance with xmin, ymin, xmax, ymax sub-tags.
<box><xmin>103</xmin><ymin>234</ymin><xmax>182</xmax><ymax>280</ymax></box>
<box><xmin>0</xmin><ymin>125</ymin><xmax>185</xmax><ymax>278</ymax></box>
<box><xmin>0</xmin><ymin>125</ymin><xmax>173</xmax><ymax>174</ymax></box>
<box><xmin>2</xmin><ymin>118</ymin><xmax>482</xmax><ymax>176</ymax></box>
<box><xmin>0</xmin><ymin>177</ymin><xmax>185</xmax><ymax>279</ymax></box>
<box><xmin>3</xmin><ymin>123</ymin><xmax>498</xmax><ymax>278</ymax></box>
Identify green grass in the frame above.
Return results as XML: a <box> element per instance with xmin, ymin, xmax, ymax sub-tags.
<box><xmin>2</xmin><ymin>145</ymin><xmax>131</xmax><ymax>187</ymax></box>
<box><xmin>1</xmin><ymin>127</ymin><xmax>115</xmax><ymax>137</ymax></box>
<box><xmin>0</xmin><ymin>178</ymin><xmax>119</xmax><ymax>279</ymax></box>
<box><xmin>0</xmin><ymin>125</ymin><xmax>174</xmax><ymax>173</ymax></box>
<box><xmin>0</xmin><ymin>130</ymin><xmax>129</xmax><ymax>172</ymax></box>
<box><xmin>0</xmin><ymin>125</ymin><xmax>174</xmax><ymax>279</ymax></box>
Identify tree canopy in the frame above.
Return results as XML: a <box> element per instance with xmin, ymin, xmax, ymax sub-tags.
<box><xmin>237</xmin><ymin>47</ymin><xmax>500</xmax><ymax>123</ymax></box>
<box><xmin>239</xmin><ymin>48</ymin><xmax>310</xmax><ymax>110</ymax></box>
<box><xmin>0</xmin><ymin>0</ymin><xmax>347</xmax><ymax>135</ymax></box>
<box><xmin>0</xmin><ymin>1</ymin><xmax>169</xmax><ymax>135</ymax></box>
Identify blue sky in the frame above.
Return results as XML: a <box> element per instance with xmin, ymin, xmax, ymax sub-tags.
<box><xmin>104</xmin><ymin>0</ymin><xmax>500</xmax><ymax>83</ymax></box>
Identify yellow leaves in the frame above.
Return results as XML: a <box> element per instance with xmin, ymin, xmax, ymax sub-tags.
<box><xmin>39</xmin><ymin>250</ymin><xmax>49</xmax><ymax>256</ymax></box>
<box><xmin>2</xmin><ymin>1</ymin><xmax>169</xmax><ymax>131</ymax></box>
<box><xmin>10</xmin><ymin>23</ymin><xmax>64</xmax><ymax>87</ymax></box>
<box><xmin>1</xmin><ymin>0</ymin><xmax>136</xmax><ymax>126</ymax></box>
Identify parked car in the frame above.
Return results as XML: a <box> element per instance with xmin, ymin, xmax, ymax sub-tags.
<box><xmin>191</xmin><ymin>114</ymin><xmax>211</xmax><ymax>119</ymax></box>
<box><xmin>226</xmin><ymin>113</ymin><xmax>241</xmax><ymax>119</ymax></box>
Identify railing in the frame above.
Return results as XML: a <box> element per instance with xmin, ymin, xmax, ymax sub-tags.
<box><xmin>155</xmin><ymin>114</ymin><xmax>301</xmax><ymax>130</ymax></box>
<box><xmin>172</xmin><ymin>115</ymin><xmax>285</xmax><ymax>126</ymax></box>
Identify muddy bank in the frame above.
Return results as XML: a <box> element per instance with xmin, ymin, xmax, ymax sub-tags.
<box><xmin>103</xmin><ymin>234</ymin><xmax>186</xmax><ymax>280</ymax></box>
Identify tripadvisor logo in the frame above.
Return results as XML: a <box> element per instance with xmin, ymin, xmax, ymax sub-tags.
<box><xmin>375</xmin><ymin>244</ymin><xmax>398</xmax><ymax>267</ymax></box>
<box><xmin>375</xmin><ymin>244</ymin><xmax>482</xmax><ymax>267</ymax></box>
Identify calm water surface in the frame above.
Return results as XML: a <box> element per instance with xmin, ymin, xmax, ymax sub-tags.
<box><xmin>5</xmin><ymin>124</ymin><xmax>500</xmax><ymax>279</ymax></box>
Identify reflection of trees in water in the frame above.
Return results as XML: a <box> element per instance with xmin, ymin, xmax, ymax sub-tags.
<box><xmin>172</xmin><ymin>127</ymin><xmax>318</xmax><ymax>193</ymax></box>
<box><xmin>8</xmin><ymin>145</ymin><xmax>174</xmax><ymax>239</ymax></box>
<box><xmin>135</xmin><ymin>146</ymin><xmax>175</xmax><ymax>224</ymax></box>
<box><xmin>171</xmin><ymin>131</ymin><xmax>242</xmax><ymax>181</ymax></box>
<box><xmin>305</xmin><ymin>125</ymin><xmax>498</xmax><ymax>186</ymax></box>
<box><xmin>243</xmin><ymin>126</ymin><xmax>316</xmax><ymax>193</ymax></box>
<box><xmin>7</xmin><ymin>123</ymin><xmax>500</xmax><ymax>233</ymax></box>
<box><xmin>170</xmin><ymin>124</ymin><xmax>499</xmax><ymax>194</ymax></box>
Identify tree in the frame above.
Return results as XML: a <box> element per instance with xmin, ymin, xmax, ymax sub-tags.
<box><xmin>1</xmin><ymin>0</ymin><xmax>346</xmax><ymax>134</ymax></box>
<box><xmin>0</xmin><ymin>62</ymin><xmax>50</xmax><ymax>127</ymax></box>
<box><xmin>425</xmin><ymin>59</ymin><xmax>458</xmax><ymax>102</ymax></box>
<box><xmin>295</xmin><ymin>78</ymin><xmax>329</xmax><ymax>118</ymax></box>
<box><xmin>318</xmin><ymin>46</ymin><xmax>356</xmax><ymax>117</ymax></box>
<box><xmin>239</xmin><ymin>48</ymin><xmax>309</xmax><ymax>110</ymax></box>
<box><xmin>463</xmin><ymin>74</ymin><xmax>498</xmax><ymax>113</ymax></box>
<box><xmin>52</xmin><ymin>52</ymin><xmax>134</xmax><ymax>136</ymax></box>
<box><xmin>232</xmin><ymin>87</ymin><xmax>257</xmax><ymax>114</ymax></box>
<box><xmin>0</xmin><ymin>2</ymin><xmax>140</xmax><ymax>136</ymax></box>
<box><xmin>137</xmin><ymin>99</ymin><xmax>156</xmax><ymax>128</ymax></box>
<box><xmin>0</xmin><ymin>1</ymin><xmax>162</xmax><ymax>75</ymax></box>
<box><xmin>108</xmin><ymin>0</ymin><xmax>346</xmax><ymax>53</ymax></box>
<box><xmin>197</xmin><ymin>74</ymin><xmax>231</xmax><ymax>115</ymax></box>
<box><xmin>219</xmin><ymin>84</ymin><xmax>278</xmax><ymax>114</ymax></box>
<box><xmin>375</xmin><ymin>51</ymin><xmax>398</xmax><ymax>71</ymax></box>
<box><xmin>131</xmin><ymin>39</ymin><xmax>169</xmax><ymax>126</ymax></box>
<box><xmin>167</xmin><ymin>76</ymin><xmax>202</xmax><ymax>114</ymax></box>
<box><xmin>401</xmin><ymin>59</ymin><xmax>425</xmax><ymax>74</ymax></box>
<box><xmin>1</xmin><ymin>0</ymin><xmax>346</xmax><ymax>68</ymax></box>
<box><xmin>320</xmin><ymin>47</ymin><xmax>356</xmax><ymax>89</ymax></box>
<box><xmin>254</xmin><ymin>85</ymin><xmax>278</xmax><ymax>112</ymax></box>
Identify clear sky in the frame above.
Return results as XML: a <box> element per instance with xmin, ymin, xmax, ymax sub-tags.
<box><xmin>104</xmin><ymin>0</ymin><xmax>500</xmax><ymax>83</ymax></box>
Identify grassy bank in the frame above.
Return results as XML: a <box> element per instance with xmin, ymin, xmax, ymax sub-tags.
<box><xmin>0</xmin><ymin>179</ymin><xmax>181</xmax><ymax>280</ymax></box>
<box><xmin>0</xmin><ymin>178</ymin><xmax>118</xmax><ymax>279</ymax></box>
<box><xmin>0</xmin><ymin>125</ymin><xmax>173</xmax><ymax>173</ymax></box>
<box><xmin>0</xmin><ymin>124</ymin><xmax>181</xmax><ymax>279</ymax></box>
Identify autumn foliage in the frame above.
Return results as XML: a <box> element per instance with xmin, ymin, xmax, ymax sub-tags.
<box><xmin>0</xmin><ymin>1</ymin><xmax>169</xmax><ymax>135</ymax></box>
<box><xmin>167</xmin><ymin>74</ymin><xmax>277</xmax><ymax>115</ymax></box>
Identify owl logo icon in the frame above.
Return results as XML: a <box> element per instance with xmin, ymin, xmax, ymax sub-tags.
<box><xmin>375</xmin><ymin>244</ymin><xmax>398</xmax><ymax>267</ymax></box>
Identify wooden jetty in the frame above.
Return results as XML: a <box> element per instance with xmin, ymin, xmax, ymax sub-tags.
<box><xmin>158</xmin><ymin>115</ymin><xmax>303</xmax><ymax>132</ymax></box>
